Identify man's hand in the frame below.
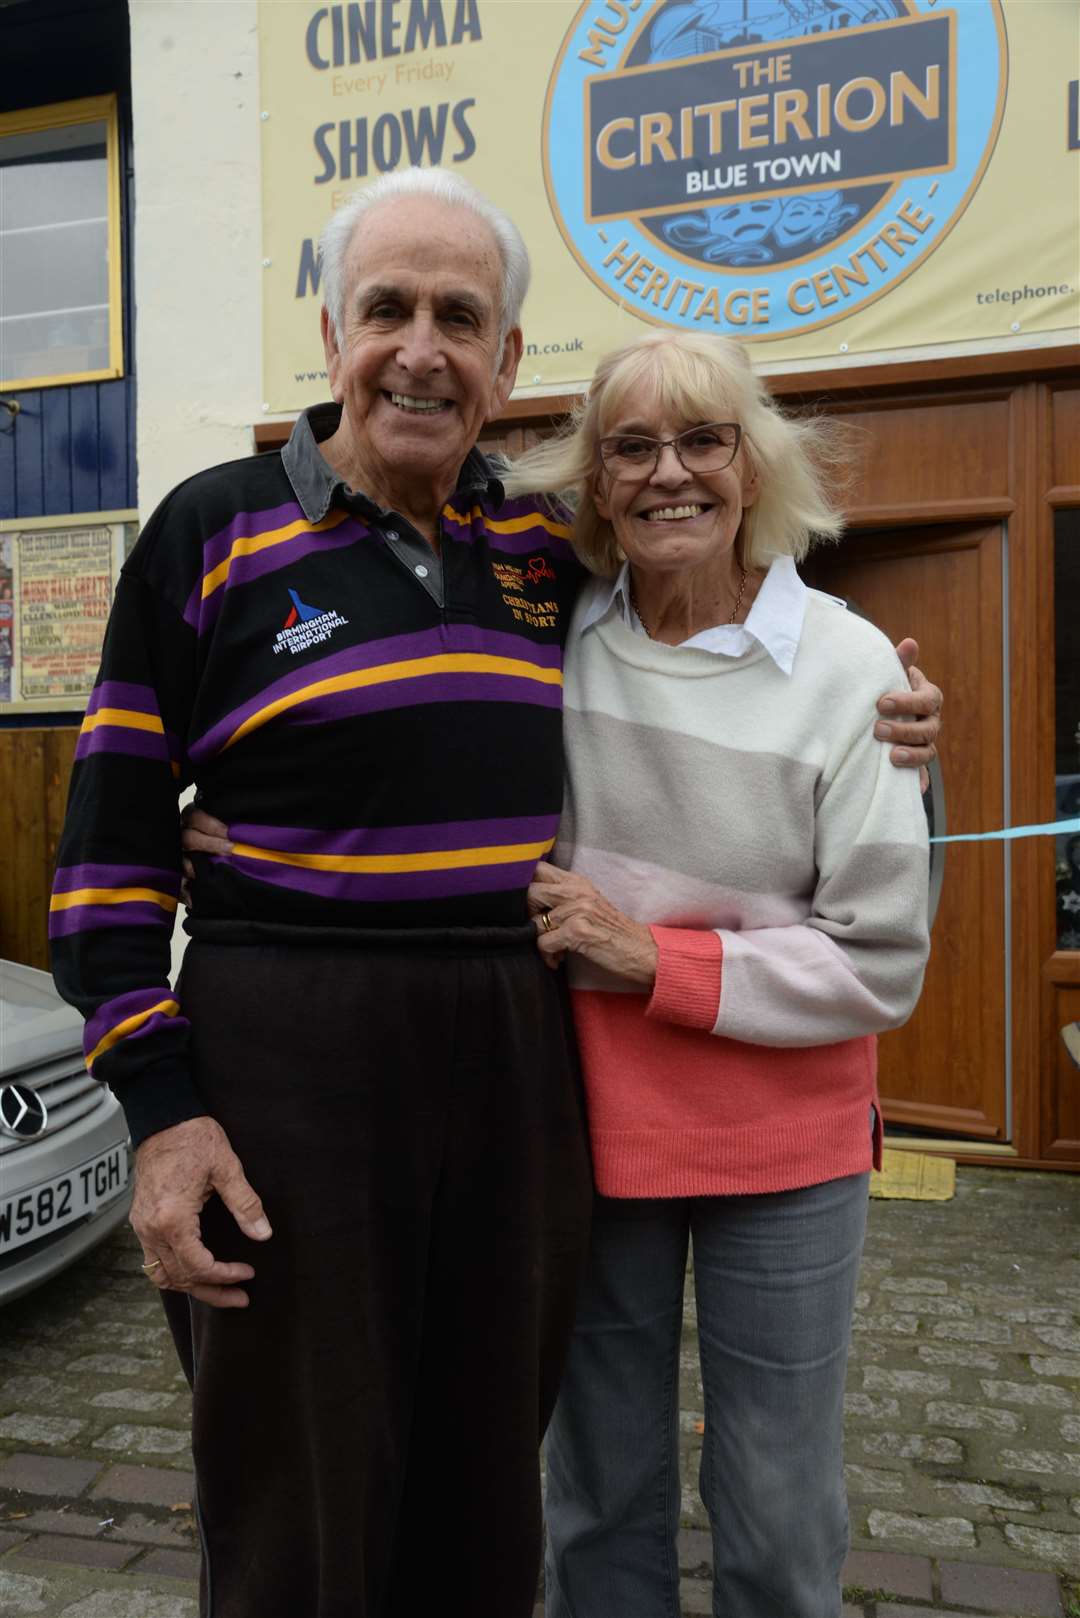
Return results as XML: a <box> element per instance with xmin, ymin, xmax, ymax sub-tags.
<box><xmin>179</xmin><ymin>806</ymin><xmax>232</xmax><ymax>909</ymax></box>
<box><xmin>132</xmin><ymin>1116</ymin><xmax>272</xmax><ymax>1308</ymax></box>
<box><xmin>527</xmin><ymin>861</ymin><xmax>658</xmax><ymax>984</ymax></box>
<box><xmin>880</xmin><ymin>638</ymin><xmax>943</xmax><ymax>788</ymax></box>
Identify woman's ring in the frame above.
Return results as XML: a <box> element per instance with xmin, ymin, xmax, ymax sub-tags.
<box><xmin>141</xmin><ymin>1259</ymin><xmax>163</xmax><ymax>1273</ymax></box>
<box><xmin>540</xmin><ymin>909</ymin><xmax>553</xmax><ymax>932</ymax></box>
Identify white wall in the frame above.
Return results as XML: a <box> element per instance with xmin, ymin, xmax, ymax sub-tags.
<box><xmin>130</xmin><ymin>1</ymin><xmax>268</xmax><ymax>518</ymax></box>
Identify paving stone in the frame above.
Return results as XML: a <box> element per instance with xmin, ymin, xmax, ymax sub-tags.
<box><xmin>999</xmin><ymin>1448</ymin><xmax>1080</xmax><ymax>1477</ymax></box>
<box><xmin>844</xmin><ymin>1464</ymin><xmax>904</xmax><ymax>1495</ymax></box>
<box><xmin>916</xmin><ymin>1343</ymin><xmax>1002</xmax><ymax>1370</ymax></box>
<box><xmin>91</xmin><ymin>1465</ymin><xmax>194</xmax><ymax>1508</ymax></box>
<box><xmin>980</xmin><ymin>1379</ymin><xmax>1075</xmax><ymax>1409</ymax></box>
<box><xmin>88</xmin><ymin>1391</ymin><xmax>177</xmax><ymax>1414</ymax></box>
<box><xmin>933</xmin><ymin>1480</ymin><xmax>1039</xmax><ymax>1512</ymax></box>
<box><xmin>0</xmin><ymin>1568</ymin><xmax>52</xmax><ymax>1613</ymax></box>
<box><xmin>1002</xmin><ymin>1524</ymin><xmax>1080</xmax><ymax>1572</ymax></box>
<box><xmin>887</xmin><ymin>1296</ymin><xmax>974</xmax><ymax>1318</ymax></box>
<box><xmin>1033</xmin><ymin>1326</ymin><xmax>1080</xmax><ymax>1353</ymax></box>
<box><xmin>860</xmin><ymin>1432</ymin><xmax>963</xmax><ymax>1463</ymax></box>
<box><xmin>133</xmin><ymin>1548</ymin><xmax>201</xmax><ymax>1580</ymax></box>
<box><xmin>0</xmin><ymin>1414</ymin><xmax>86</xmax><ymax>1445</ymax></box>
<box><xmin>844</xmin><ymin>1393</ymin><xmax>900</xmax><ymax>1420</ymax></box>
<box><xmin>862</xmin><ymin>1368</ymin><xmax>950</xmax><ymax>1396</ymax></box>
<box><xmin>939</xmin><ymin>1558</ymin><xmax>1066</xmax><ymax>1614</ymax></box>
<box><xmin>873</xmin><ymin>1608</ymin><xmax>982</xmax><ymax>1618</ymax></box>
<box><xmin>677</xmin><ymin>1528</ymin><xmax>711</xmax><ymax>1571</ymax></box>
<box><xmin>879</xmin><ymin>1277</ymin><xmax>949</xmax><ymax>1295</ymax></box>
<box><xmin>91</xmin><ymin>1427</ymin><xmax>190</xmax><ymax>1457</ymax></box>
<box><xmin>680</xmin><ymin>1578</ymin><xmax>712</xmax><ymax>1614</ymax></box>
<box><xmin>16</xmin><ymin>1511</ymin><xmax>112</xmax><ymax>1539</ymax></box>
<box><xmin>57</xmin><ymin>1595</ymin><xmax>198</xmax><ymax>1617</ymax></box>
<box><xmin>0</xmin><ymin>1454</ymin><xmax>103</xmax><ymax>1497</ymax></box>
<box><xmin>65</xmin><ymin>1356</ymin><xmax>158</xmax><ymax>1379</ymax></box>
<box><xmin>13</xmin><ymin>1534</ymin><xmax>136</xmax><ymax>1570</ymax></box>
<box><xmin>1061</xmin><ymin>1415</ymin><xmax>1080</xmax><ymax>1443</ymax></box>
<box><xmin>1031</xmin><ymin>1354</ymin><xmax>1080</xmax><ymax>1378</ymax></box>
<box><xmin>850</xmin><ymin>1313</ymin><xmax>920</xmax><ymax>1336</ymax></box>
<box><xmin>0</xmin><ymin>1526</ymin><xmax>30</xmax><ymax>1552</ymax></box>
<box><xmin>867</xmin><ymin>1509</ymin><xmax>976</xmax><ymax>1549</ymax></box>
<box><xmin>925</xmin><ymin>1400</ymin><xmax>1022</xmax><ymax>1433</ymax></box>
<box><xmin>841</xmin><ymin>1548</ymin><xmax>932</xmax><ymax>1600</ymax></box>
<box><xmin>0</xmin><ymin>1377</ymin><xmax>67</xmax><ymax>1409</ymax></box>
<box><xmin>931</xmin><ymin>1319</ymin><xmax>1013</xmax><ymax>1344</ymax></box>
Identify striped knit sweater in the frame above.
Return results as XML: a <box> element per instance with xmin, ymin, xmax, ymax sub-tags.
<box><xmin>50</xmin><ymin>407</ymin><xmax>581</xmax><ymax>1146</ymax></box>
<box><xmin>555</xmin><ymin>584</ymin><xmax>931</xmax><ymax>1198</ymax></box>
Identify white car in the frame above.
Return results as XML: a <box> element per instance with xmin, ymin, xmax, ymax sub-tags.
<box><xmin>0</xmin><ymin>959</ymin><xmax>132</xmax><ymax>1305</ymax></box>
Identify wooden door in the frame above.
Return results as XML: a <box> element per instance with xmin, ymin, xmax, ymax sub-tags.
<box><xmin>802</xmin><ymin>524</ymin><xmax>1007</xmax><ymax>1140</ymax></box>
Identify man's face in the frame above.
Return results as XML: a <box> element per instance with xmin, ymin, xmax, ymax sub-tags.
<box><xmin>322</xmin><ymin>196</ymin><xmax>522</xmax><ymax>494</ymax></box>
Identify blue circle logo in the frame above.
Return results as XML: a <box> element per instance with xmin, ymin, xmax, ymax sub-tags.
<box><xmin>543</xmin><ymin>0</ymin><xmax>1006</xmax><ymax>339</ymax></box>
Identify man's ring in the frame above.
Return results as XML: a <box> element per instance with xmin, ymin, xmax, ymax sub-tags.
<box><xmin>141</xmin><ymin>1259</ymin><xmax>163</xmax><ymax>1273</ymax></box>
<box><xmin>540</xmin><ymin>909</ymin><xmax>552</xmax><ymax>932</ymax></box>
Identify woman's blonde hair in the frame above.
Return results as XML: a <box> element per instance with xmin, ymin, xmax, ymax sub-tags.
<box><xmin>502</xmin><ymin>331</ymin><xmax>849</xmax><ymax>576</ymax></box>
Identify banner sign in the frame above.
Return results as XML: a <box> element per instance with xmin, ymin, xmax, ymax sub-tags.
<box><xmin>258</xmin><ymin>0</ymin><xmax>1079</xmax><ymax>413</ymax></box>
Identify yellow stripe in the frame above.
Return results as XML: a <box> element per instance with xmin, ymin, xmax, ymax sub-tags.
<box><xmin>81</xmin><ymin>708</ymin><xmax>164</xmax><ymax>736</ymax></box>
<box><xmin>443</xmin><ymin>504</ymin><xmax>571</xmax><ymax>540</ymax></box>
<box><xmin>86</xmin><ymin>998</ymin><xmax>180</xmax><ymax>1071</ymax></box>
<box><xmin>229</xmin><ymin>835</ymin><xmax>556</xmax><ymax>877</ymax></box>
<box><xmin>224</xmin><ymin>652</ymin><xmax>562</xmax><ymax>751</ymax></box>
<box><xmin>50</xmin><ymin>886</ymin><xmax>178</xmax><ymax>914</ymax></box>
<box><xmin>201</xmin><ymin>510</ymin><xmax>349</xmax><ymax>601</ymax></box>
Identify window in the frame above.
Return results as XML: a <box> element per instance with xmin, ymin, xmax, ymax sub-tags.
<box><xmin>0</xmin><ymin>95</ymin><xmax>122</xmax><ymax>390</ymax></box>
<box><xmin>1055</xmin><ymin>509</ymin><xmax>1080</xmax><ymax>951</ymax></box>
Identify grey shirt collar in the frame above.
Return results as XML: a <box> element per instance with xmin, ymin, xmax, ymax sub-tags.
<box><xmin>281</xmin><ymin>401</ymin><xmax>505</xmax><ymax>526</ymax></box>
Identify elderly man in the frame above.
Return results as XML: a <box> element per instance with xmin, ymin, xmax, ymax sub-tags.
<box><xmin>51</xmin><ymin>168</ymin><xmax>940</xmax><ymax>1618</ymax></box>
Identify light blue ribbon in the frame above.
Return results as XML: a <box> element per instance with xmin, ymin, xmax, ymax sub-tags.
<box><xmin>930</xmin><ymin>816</ymin><xmax>1080</xmax><ymax>846</ymax></box>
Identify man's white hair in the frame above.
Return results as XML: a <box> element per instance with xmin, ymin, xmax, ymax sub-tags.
<box><xmin>318</xmin><ymin>167</ymin><xmax>531</xmax><ymax>343</ymax></box>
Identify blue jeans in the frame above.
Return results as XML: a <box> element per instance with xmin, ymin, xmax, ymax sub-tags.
<box><xmin>544</xmin><ymin>1173</ymin><xmax>870</xmax><ymax>1618</ymax></box>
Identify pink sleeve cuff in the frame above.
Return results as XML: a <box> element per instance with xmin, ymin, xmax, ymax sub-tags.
<box><xmin>645</xmin><ymin>926</ymin><xmax>723</xmax><ymax>1031</ymax></box>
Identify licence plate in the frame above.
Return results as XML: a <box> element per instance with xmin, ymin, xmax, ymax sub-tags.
<box><xmin>0</xmin><ymin>1145</ymin><xmax>129</xmax><ymax>1256</ymax></box>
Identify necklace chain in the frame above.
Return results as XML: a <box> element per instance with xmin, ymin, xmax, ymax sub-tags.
<box><xmin>629</xmin><ymin>566</ymin><xmax>748</xmax><ymax>640</ymax></box>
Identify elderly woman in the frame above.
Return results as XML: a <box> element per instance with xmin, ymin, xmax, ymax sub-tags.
<box><xmin>502</xmin><ymin>331</ymin><xmax>931</xmax><ymax>1618</ymax></box>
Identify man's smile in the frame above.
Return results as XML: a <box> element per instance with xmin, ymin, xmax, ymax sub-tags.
<box><xmin>385</xmin><ymin>391</ymin><xmax>453</xmax><ymax>414</ymax></box>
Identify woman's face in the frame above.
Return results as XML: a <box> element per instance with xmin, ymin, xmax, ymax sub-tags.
<box><xmin>593</xmin><ymin>396</ymin><xmax>759</xmax><ymax>580</ymax></box>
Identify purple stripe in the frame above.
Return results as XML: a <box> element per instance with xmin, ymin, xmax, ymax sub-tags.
<box><xmin>50</xmin><ymin>902</ymin><xmax>177</xmax><ymax>939</ymax></box>
<box><xmin>188</xmin><ymin>626</ymin><xmax>563</xmax><ymax>763</ymax></box>
<box><xmin>229</xmin><ymin>814</ymin><xmax>560</xmax><ymax>857</ymax></box>
<box><xmin>53</xmin><ymin>863</ymin><xmax>180</xmax><ymax>894</ymax></box>
<box><xmin>184</xmin><ymin>517</ymin><xmax>369</xmax><ymax>634</ymax></box>
<box><xmin>86</xmin><ymin>682</ymin><xmax>160</xmax><ymax>717</ymax></box>
<box><xmin>286</xmin><ymin>670</ymin><xmax>563</xmax><ymax>729</ymax></box>
<box><xmin>200</xmin><ymin>500</ymin><xmax>310</xmax><ymax>577</ymax></box>
<box><xmin>84</xmin><ymin>986</ymin><xmax>180</xmax><ymax>1053</ymax></box>
<box><xmin>87</xmin><ymin>1008</ymin><xmax>187</xmax><ymax>1067</ymax></box>
<box><xmin>485</xmin><ymin>531</ymin><xmax>576</xmax><ymax>559</ymax></box>
<box><xmin>75</xmin><ymin>726</ymin><xmax>173</xmax><ymax>766</ymax></box>
<box><xmin>220</xmin><ymin>853</ymin><xmax>540</xmax><ymax>904</ymax></box>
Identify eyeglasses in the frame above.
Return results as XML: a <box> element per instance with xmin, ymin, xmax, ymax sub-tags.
<box><xmin>597</xmin><ymin>422</ymin><xmax>742</xmax><ymax>482</ymax></box>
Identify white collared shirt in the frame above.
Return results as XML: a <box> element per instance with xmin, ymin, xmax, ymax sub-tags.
<box><xmin>577</xmin><ymin>554</ymin><xmax>811</xmax><ymax>675</ymax></box>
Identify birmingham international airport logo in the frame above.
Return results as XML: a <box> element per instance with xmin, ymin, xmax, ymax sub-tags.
<box><xmin>543</xmin><ymin>0</ymin><xmax>1006</xmax><ymax>339</ymax></box>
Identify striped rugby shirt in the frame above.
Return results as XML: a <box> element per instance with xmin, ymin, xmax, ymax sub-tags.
<box><xmin>50</xmin><ymin>404</ymin><xmax>582</xmax><ymax>1145</ymax></box>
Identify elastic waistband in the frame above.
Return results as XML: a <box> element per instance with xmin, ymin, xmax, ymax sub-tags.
<box><xmin>185</xmin><ymin>917</ymin><xmax>540</xmax><ymax>956</ymax></box>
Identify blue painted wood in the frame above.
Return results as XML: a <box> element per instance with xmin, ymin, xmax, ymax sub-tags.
<box><xmin>2</xmin><ymin>378</ymin><xmax>136</xmax><ymax>522</ymax></box>
<box><xmin>42</xmin><ymin>388</ymin><xmax>73</xmax><ymax>515</ymax></box>
<box><xmin>97</xmin><ymin>377</ymin><xmax>127</xmax><ymax>511</ymax></box>
<box><xmin>69</xmin><ymin>385</ymin><xmax>101</xmax><ymax>514</ymax></box>
<box><xmin>13</xmin><ymin>390</ymin><xmax>44</xmax><ymax>517</ymax></box>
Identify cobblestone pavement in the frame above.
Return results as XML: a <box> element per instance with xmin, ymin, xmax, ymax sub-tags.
<box><xmin>0</xmin><ymin>1166</ymin><xmax>1077</xmax><ymax>1617</ymax></box>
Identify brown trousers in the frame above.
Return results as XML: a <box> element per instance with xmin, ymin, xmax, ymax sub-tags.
<box><xmin>164</xmin><ymin>929</ymin><xmax>593</xmax><ymax>1618</ymax></box>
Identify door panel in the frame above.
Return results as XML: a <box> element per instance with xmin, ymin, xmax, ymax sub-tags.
<box><xmin>803</xmin><ymin>525</ymin><xmax>1006</xmax><ymax>1140</ymax></box>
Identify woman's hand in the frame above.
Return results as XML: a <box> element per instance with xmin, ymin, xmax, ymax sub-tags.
<box><xmin>179</xmin><ymin>805</ymin><xmax>232</xmax><ymax>910</ymax></box>
<box><xmin>881</xmin><ymin>639</ymin><xmax>943</xmax><ymax>787</ymax></box>
<box><xmin>527</xmin><ymin>861</ymin><xmax>659</xmax><ymax>985</ymax></box>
